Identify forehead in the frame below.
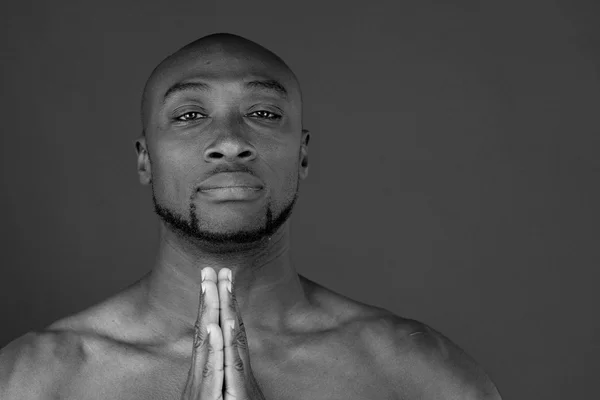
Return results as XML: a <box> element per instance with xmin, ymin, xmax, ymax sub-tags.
<box><xmin>150</xmin><ymin>48</ymin><xmax>298</xmax><ymax>100</ymax></box>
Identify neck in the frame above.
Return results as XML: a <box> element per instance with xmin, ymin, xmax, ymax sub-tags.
<box><xmin>140</xmin><ymin>220</ymin><xmax>308</xmax><ymax>335</ymax></box>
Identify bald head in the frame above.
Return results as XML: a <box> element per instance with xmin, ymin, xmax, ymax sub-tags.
<box><xmin>140</xmin><ymin>33</ymin><xmax>302</xmax><ymax>135</ymax></box>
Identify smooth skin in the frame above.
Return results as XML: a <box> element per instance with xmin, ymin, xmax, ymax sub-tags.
<box><xmin>0</xmin><ymin>33</ymin><xmax>502</xmax><ymax>399</ymax></box>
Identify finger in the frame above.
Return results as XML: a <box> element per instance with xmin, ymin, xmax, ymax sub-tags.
<box><xmin>182</xmin><ymin>268</ymin><xmax>221</xmax><ymax>399</ymax></box>
<box><xmin>181</xmin><ymin>323</ymin><xmax>209</xmax><ymax>399</ymax></box>
<box><xmin>193</xmin><ymin>323</ymin><xmax>223</xmax><ymax>399</ymax></box>
<box><xmin>203</xmin><ymin>266</ymin><xmax>219</xmax><ymax>282</ymax></box>
<box><xmin>218</xmin><ymin>269</ymin><xmax>253</xmax><ymax>396</ymax></box>
<box><xmin>218</xmin><ymin>269</ymin><xmax>249</xmax><ymax>357</ymax></box>
<box><xmin>218</xmin><ymin>268</ymin><xmax>237</xmax><ymax>337</ymax></box>
<box><xmin>189</xmin><ymin>269</ymin><xmax>219</xmax><ymax>377</ymax></box>
<box><xmin>219</xmin><ymin>270</ymin><xmax>251</xmax><ymax>368</ymax></box>
<box><xmin>197</xmin><ymin>267</ymin><xmax>220</xmax><ymax>340</ymax></box>
<box><xmin>223</xmin><ymin>317</ymin><xmax>247</xmax><ymax>398</ymax></box>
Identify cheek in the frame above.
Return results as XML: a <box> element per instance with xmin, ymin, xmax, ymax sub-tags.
<box><xmin>152</xmin><ymin>148</ymin><xmax>200</xmax><ymax>204</ymax></box>
<box><xmin>279</xmin><ymin>156</ymin><xmax>300</xmax><ymax>194</ymax></box>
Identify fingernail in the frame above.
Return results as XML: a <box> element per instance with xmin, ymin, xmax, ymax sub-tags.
<box><xmin>227</xmin><ymin>270</ymin><xmax>232</xmax><ymax>282</ymax></box>
<box><xmin>201</xmin><ymin>269</ymin><xmax>206</xmax><ymax>282</ymax></box>
<box><xmin>227</xmin><ymin>281</ymin><xmax>232</xmax><ymax>293</ymax></box>
<box><xmin>201</xmin><ymin>283</ymin><xmax>206</xmax><ymax>294</ymax></box>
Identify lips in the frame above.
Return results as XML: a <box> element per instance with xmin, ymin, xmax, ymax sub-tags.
<box><xmin>198</xmin><ymin>172</ymin><xmax>264</xmax><ymax>191</ymax></box>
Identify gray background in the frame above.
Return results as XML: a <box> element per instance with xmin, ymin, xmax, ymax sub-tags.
<box><xmin>1</xmin><ymin>1</ymin><xmax>598</xmax><ymax>398</ymax></box>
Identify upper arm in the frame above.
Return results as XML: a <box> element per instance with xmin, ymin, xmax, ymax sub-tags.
<box><xmin>0</xmin><ymin>330</ymin><xmax>85</xmax><ymax>399</ymax></box>
<box><xmin>402</xmin><ymin>322</ymin><xmax>503</xmax><ymax>399</ymax></box>
<box><xmin>364</xmin><ymin>314</ymin><xmax>502</xmax><ymax>399</ymax></box>
<box><xmin>0</xmin><ymin>332</ymin><xmax>46</xmax><ymax>398</ymax></box>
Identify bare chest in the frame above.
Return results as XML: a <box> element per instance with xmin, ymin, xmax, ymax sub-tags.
<box><xmin>58</xmin><ymin>346</ymin><xmax>398</xmax><ymax>400</ymax></box>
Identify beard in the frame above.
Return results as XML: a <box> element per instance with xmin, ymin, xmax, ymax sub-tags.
<box><xmin>151</xmin><ymin>176</ymin><xmax>299</xmax><ymax>248</ymax></box>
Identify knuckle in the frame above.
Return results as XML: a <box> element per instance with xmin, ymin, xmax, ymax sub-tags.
<box><xmin>200</xmin><ymin>294</ymin><xmax>207</xmax><ymax>312</ymax></box>
<box><xmin>202</xmin><ymin>355</ymin><xmax>223</xmax><ymax>378</ymax></box>
<box><xmin>202</xmin><ymin>361</ymin><xmax>213</xmax><ymax>378</ymax></box>
<box><xmin>206</xmin><ymin>340</ymin><xmax>215</xmax><ymax>355</ymax></box>
<box><xmin>235</xmin><ymin>330</ymin><xmax>248</xmax><ymax>350</ymax></box>
<box><xmin>202</xmin><ymin>351</ymin><xmax>218</xmax><ymax>378</ymax></box>
<box><xmin>193</xmin><ymin>325</ymin><xmax>209</xmax><ymax>349</ymax></box>
<box><xmin>238</xmin><ymin>318</ymin><xmax>246</xmax><ymax>332</ymax></box>
<box><xmin>234</xmin><ymin>357</ymin><xmax>245</xmax><ymax>373</ymax></box>
<box><xmin>234</xmin><ymin>322</ymin><xmax>248</xmax><ymax>349</ymax></box>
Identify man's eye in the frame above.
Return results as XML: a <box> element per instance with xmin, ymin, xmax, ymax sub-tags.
<box><xmin>248</xmin><ymin>110</ymin><xmax>281</xmax><ymax>120</ymax></box>
<box><xmin>175</xmin><ymin>111</ymin><xmax>205</xmax><ymax>121</ymax></box>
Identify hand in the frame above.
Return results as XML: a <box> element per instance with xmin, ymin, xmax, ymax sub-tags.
<box><xmin>181</xmin><ymin>267</ymin><xmax>266</xmax><ymax>400</ymax></box>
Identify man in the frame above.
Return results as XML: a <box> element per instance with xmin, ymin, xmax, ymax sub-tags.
<box><xmin>0</xmin><ymin>33</ymin><xmax>502</xmax><ymax>399</ymax></box>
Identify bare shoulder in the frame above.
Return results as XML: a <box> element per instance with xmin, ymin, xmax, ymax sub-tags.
<box><xmin>0</xmin><ymin>284</ymin><xmax>146</xmax><ymax>399</ymax></box>
<box><xmin>0</xmin><ymin>328</ymin><xmax>87</xmax><ymax>399</ymax></box>
<box><xmin>0</xmin><ymin>300</ymin><xmax>123</xmax><ymax>398</ymax></box>
<box><xmin>300</xmin><ymin>277</ymin><xmax>502</xmax><ymax>399</ymax></box>
<box><xmin>358</xmin><ymin>311</ymin><xmax>502</xmax><ymax>399</ymax></box>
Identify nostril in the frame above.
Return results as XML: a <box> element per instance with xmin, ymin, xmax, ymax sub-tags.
<box><xmin>205</xmin><ymin>148</ymin><xmax>254</xmax><ymax>161</ymax></box>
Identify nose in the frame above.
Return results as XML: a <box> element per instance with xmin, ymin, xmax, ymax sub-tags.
<box><xmin>203</xmin><ymin>121</ymin><xmax>257</xmax><ymax>163</ymax></box>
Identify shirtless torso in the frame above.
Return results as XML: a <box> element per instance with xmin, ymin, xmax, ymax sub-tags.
<box><xmin>0</xmin><ymin>275</ymin><xmax>500</xmax><ymax>399</ymax></box>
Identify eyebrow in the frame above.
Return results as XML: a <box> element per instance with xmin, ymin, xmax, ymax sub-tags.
<box><xmin>245</xmin><ymin>79</ymin><xmax>288</xmax><ymax>99</ymax></box>
<box><xmin>162</xmin><ymin>79</ymin><xmax>288</xmax><ymax>104</ymax></box>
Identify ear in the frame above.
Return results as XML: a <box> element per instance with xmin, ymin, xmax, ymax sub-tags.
<box><xmin>134</xmin><ymin>134</ymin><xmax>152</xmax><ymax>185</ymax></box>
<box><xmin>298</xmin><ymin>128</ymin><xmax>310</xmax><ymax>180</ymax></box>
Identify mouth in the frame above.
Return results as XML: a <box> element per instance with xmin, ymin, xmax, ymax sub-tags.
<box><xmin>198</xmin><ymin>172</ymin><xmax>264</xmax><ymax>192</ymax></box>
<box><xmin>200</xmin><ymin>186</ymin><xmax>262</xmax><ymax>191</ymax></box>
<box><xmin>198</xmin><ymin>186</ymin><xmax>264</xmax><ymax>201</ymax></box>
